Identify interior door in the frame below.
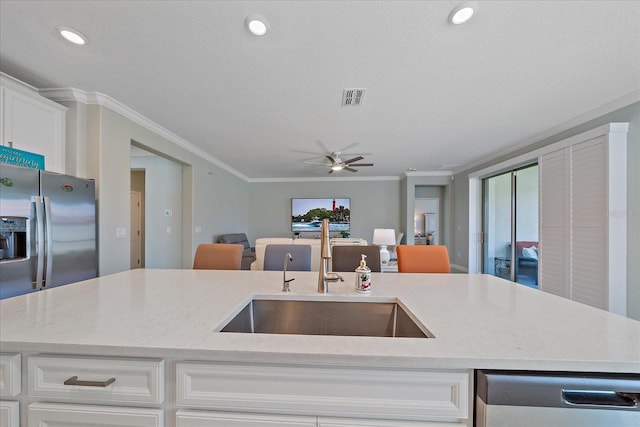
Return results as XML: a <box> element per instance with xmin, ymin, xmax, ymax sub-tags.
<box><xmin>130</xmin><ymin>191</ymin><xmax>142</xmax><ymax>269</ymax></box>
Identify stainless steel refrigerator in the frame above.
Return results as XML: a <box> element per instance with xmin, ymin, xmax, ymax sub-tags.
<box><xmin>0</xmin><ymin>164</ymin><xmax>97</xmax><ymax>299</ymax></box>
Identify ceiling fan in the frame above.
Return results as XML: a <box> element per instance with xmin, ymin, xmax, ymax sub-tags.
<box><xmin>296</xmin><ymin>142</ymin><xmax>374</xmax><ymax>174</ymax></box>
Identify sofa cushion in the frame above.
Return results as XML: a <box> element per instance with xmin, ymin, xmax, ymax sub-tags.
<box><xmin>515</xmin><ymin>241</ymin><xmax>538</xmax><ymax>257</ymax></box>
<box><xmin>522</xmin><ymin>246</ymin><xmax>538</xmax><ymax>260</ymax></box>
<box><xmin>218</xmin><ymin>233</ymin><xmax>251</xmax><ymax>250</ymax></box>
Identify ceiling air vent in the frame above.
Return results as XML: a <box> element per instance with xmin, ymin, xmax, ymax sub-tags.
<box><xmin>342</xmin><ymin>88</ymin><xmax>366</xmax><ymax>106</ymax></box>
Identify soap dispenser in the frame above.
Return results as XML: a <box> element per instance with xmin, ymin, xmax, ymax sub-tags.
<box><xmin>355</xmin><ymin>254</ymin><xmax>372</xmax><ymax>294</ymax></box>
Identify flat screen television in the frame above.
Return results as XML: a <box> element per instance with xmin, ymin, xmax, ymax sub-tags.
<box><xmin>291</xmin><ymin>198</ymin><xmax>350</xmax><ymax>233</ymax></box>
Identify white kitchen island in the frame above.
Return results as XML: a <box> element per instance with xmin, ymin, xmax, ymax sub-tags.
<box><xmin>1</xmin><ymin>269</ymin><xmax>638</xmax><ymax>427</ymax></box>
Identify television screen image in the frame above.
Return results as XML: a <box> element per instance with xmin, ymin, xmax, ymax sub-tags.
<box><xmin>291</xmin><ymin>198</ymin><xmax>350</xmax><ymax>233</ymax></box>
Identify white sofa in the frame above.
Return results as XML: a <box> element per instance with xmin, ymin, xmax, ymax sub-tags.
<box><xmin>251</xmin><ymin>237</ymin><xmax>367</xmax><ymax>271</ymax></box>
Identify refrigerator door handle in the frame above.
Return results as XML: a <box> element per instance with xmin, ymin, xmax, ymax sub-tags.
<box><xmin>33</xmin><ymin>196</ymin><xmax>45</xmax><ymax>290</ymax></box>
<box><xmin>43</xmin><ymin>196</ymin><xmax>53</xmax><ymax>288</ymax></box>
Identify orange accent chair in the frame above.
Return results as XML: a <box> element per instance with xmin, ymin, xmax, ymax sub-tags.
<box><xmin>396</xmin><ymin>245</ymin><xmax>451</xmax><ymax>273</ymax></box>
<box><xmin>193</xmin><ymin>243</ymin><xmax>243</xmax><ymax>270</ymax></box>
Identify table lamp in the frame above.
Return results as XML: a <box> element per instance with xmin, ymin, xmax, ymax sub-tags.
<box><xmin>373</xmin><ymin>229</ymin><xmax>396</xmax><ymax>265</ymax></box>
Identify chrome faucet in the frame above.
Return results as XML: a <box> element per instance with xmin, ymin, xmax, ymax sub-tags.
<box><xmin>318</xmin><ymin>219</ymin><xmax>344</xmax><ymax>293</ymax></box>
<box><xmin>282</xmin><ymin>252</ymin><xmax>294</xmax><ymax>292</ymax></box>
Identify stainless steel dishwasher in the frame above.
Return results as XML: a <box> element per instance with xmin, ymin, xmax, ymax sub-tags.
<box><xmin>475</xmin><ymin>370</ymin><xmax>640</xmax><ymax>427</ymax></box>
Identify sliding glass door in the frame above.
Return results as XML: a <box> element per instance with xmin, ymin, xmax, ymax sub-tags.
<box><xmin>483</xmin><ymin>164</ymin><xmax>539</xmax><ymax>287</ymax></box>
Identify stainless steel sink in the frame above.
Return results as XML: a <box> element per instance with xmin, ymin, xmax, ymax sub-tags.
<box><xmin>219</xmin><ymin>299</ymin><xmax>432</xmax><ymax>338</ymax></box>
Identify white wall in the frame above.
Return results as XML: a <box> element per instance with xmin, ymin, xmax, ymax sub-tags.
<box><xmin>78</xmin><ymin>103</ymin><xmax>249</xmax><ymax>275</ymax></box>
<box><xmin>248</xmin><ymin>179</ymin><xmax>401</xmax><ymax>245</ymax></box>
<box><xmin>130</xmin><ymin>153</ymin><xmax>183</xmax><ymax>269</ymax></box>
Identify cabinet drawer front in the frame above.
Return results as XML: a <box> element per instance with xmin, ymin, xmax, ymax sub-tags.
<box><xmin>28</xmin><ymin>402</ymin><xmax>163</xmax><ymax>427</ymax></box>
<box><xmin>0</xmin><ymin>401</ymin><xmax>20</xmax><ymax>427</ymax></box>
<box><xmin>0</xmin><ymin>353</ymin><xmax>21</xmax><ymax>397</ymax></box>
<box><xmin>318</xmin><ymin>418</ymin><xmax>467</xmax><ymax>427</ymax></box>
<box><xmin>177</xmin><ymin>362</ymin><xmax>468</xmax><ymax>421</ymax></box>
<box><xmin>29</xmin><ymin>355</ymin><xmax>164</xmax><ymax>405</ymax></box>
<box><xmin>177</xmin><ymin>409</ymin><xmax>317</xmax><ymax>427</ymax></box>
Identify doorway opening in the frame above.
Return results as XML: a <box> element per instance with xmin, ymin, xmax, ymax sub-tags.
<box><xmin>130</xmin><ymin>169</ymin><xmax>145</xmax><ymax>269</ymax></box>
<box><xmin>482</xmin><ymin>164</ymin><xmax>539</xmax><ymax>287</ymax></box>
<box><xmin>414</xmin><ymin>198</ymin><xmax>440</xmax><ymax>245</ymax></box>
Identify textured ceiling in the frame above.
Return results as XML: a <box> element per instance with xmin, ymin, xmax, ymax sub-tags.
<box><xmin>1</xmin><ymin>0</ymin><xmax>639</xmax><ymax>179</ymax></box>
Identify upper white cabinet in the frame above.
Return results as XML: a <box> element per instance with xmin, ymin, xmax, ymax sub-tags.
<box><xmin>1</xmin><ymin>73</ymin><xmax>66</xmax><ymax>174</ymax></box>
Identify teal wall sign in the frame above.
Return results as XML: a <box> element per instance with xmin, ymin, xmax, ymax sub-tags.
<box><xmin>0</xmin><ymin>146</ymin><xmax>45</xmax><ymax>170</ymax></box>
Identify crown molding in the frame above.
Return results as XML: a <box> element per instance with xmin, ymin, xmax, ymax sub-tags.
<box><xmin>454</xmin><ymin>90</ymin><xmax>640</xmax><ymax>175</ymax></box>
<box><xmin>1</xmin><ymin>71</ymin><xmax>39</xmax><ymax>92</ymax></box>
<box><xmin>39</xmin><ymin>87</ymin><xmax>251</xmax><ymax>182</ymax></box>
<box><xmin>403</xmin><ymin>170</ymin><xmax>454</xmax><ymax>178</ymax></box>
<box><xmin>1</xmin><ymin>73</ymin><xmax>67</xmax><ymax>111</ymax></box>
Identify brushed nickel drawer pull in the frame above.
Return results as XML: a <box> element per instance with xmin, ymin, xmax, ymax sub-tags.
<box><xmin>63</xmin><ymin>375</ymin><xmax>116</xmax><ymax>387</ymax></box>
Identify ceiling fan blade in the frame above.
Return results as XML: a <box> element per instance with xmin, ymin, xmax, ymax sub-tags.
<box><xmin>348</xmin><ymin>163</ymin><xmax>374</xmax><ymax>167</ymax></box>
<box><xmin>342</xmin><ymin>156</ymin><xmax>364</xmax><ymax>164</ymax></box>
<box><xmin>291</xmin><ymin>149</ymin><xmax>326</xmax><ymax>156</ymax></box>
<box><xmin>303</xmin><ymin>160</ymin><xmax>331</xmax><ymax>165</ymax></box>
<box><xmin>296</xmin><ymin>154</ymin><xmax>328</xmax><ymax>162</ymax></box>
<box><xmin>315</xmin><ymin>140</ymin><xmax>332</xmax><ymax>154</ymax></box>
<box><xmin>326</xmin><ymin>155</ymin><xmax>337</xmax><ymax>165</ymax></box>
<box><xmin>344</xmin><ymin>166</ymin><xmax>358</xmax><ymax>172</ymax></box>
<box><xmin>335</xmin><ymin>142</ymin><xmax>360</xmax><ymax>153</ymax></box>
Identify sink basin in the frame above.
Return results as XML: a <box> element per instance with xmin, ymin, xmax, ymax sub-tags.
<box><xmin>219</xmin><ymin>299</ymin><xmax>432</xmax><ymax>338</ymax></box>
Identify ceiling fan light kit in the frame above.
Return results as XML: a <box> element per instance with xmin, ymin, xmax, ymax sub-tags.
<box><xmin>325</xmin><ymin>154</ymin><xmax>373</xmax><ymax>174</ymax></box>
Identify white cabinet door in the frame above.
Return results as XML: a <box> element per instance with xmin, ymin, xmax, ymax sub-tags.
<box><xmin>318</xmin><ymin>418</ymin><xmax>466</xmax><ymax>427</ymax></box>
<box><xmin>177</xmin><ymin>409</ymin><xmax>316</xmax><ymax>427</ymax></box>
<box><xmin>0</xmin><ymin>401</ymin><xmax>19</xmax><ymax>427</ymax></box>
<box><xmin>1</xmin><ymin>81</ymin><xmax>66</xmax><ymax>174</ymax></box>
<box><xmin>0</xmin><ymin>353</ymin><xmax>21</xmax><ymax>398</ymax></box>
<box><xmin>177</xmin><ymin>362</ymin><xmax>468</xmax><ymax>421</ymax></box>
<box><xmin>28</xmin><ymin>402</ymin><xmax>163</xmax><ymax>427</ymax></box>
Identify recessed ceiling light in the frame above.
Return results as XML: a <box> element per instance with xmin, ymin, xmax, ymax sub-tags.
<box><xmin>56</xmin><ymin>25</ymin><xmax>88</xmax><ymax>45</ymax></box>
<box><xmin>245</xmin><ymin>15</ymin><xmax>268</xmax><ymax>36</ymax></box>
<box><xmin>449</xmin><ymin>1</ymin><xmax>478</xmax><ymax>25</ymax></box>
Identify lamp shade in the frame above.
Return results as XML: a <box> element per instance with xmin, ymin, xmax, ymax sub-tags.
<box><xmin>373</xmin><ymin>229</ymin><xmax>396</xmax><ymax>266</ymax></box>
<box><xmin>372</xmin><ymin>229</ymin><xmax>396</xmax><ymax>246</ymax></box>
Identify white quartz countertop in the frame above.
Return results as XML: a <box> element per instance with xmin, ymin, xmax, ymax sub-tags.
<box><xmin>1</xmin><ymin>269</ymin><xmax>638</xmax><ymax>372</ymax></box>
